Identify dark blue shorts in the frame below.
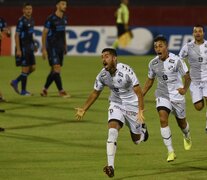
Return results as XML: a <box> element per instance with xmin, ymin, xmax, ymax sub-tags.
<box><xmin>47</xmin><ymin>47</ymin><xmax>64</xmax><ymax>66</ymax></box>
<box><xmin>15</xmin><ymin>47</ymin><xmax>35</xmax><ymax>67</ymax></box>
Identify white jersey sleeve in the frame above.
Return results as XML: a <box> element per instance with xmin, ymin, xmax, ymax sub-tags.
<box><xmin>124</xmin><ymin>65</ymin><xmax>139</xmax><ymax>87</ymax></box>
<box><xmin>148</xmin><ymin>58</ymin><xmax>157</xmax><ymax>79</ymax></box>
<box><xmin>94</xmin><ymin>70</ymin><xmax>105</xmax><ymax>91</ymax></box>
<box><xmin>179</xmin><ymin>43</ymin><xmax>189</xmax><ymax>59</ymax></box>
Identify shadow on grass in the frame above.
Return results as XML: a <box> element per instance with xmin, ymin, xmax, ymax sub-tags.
<box><xmin>3</xmin><ymin>98</ymin><xmax>106</xmax><ymax>113</ymax></box>
<box><xmin>115</xmin><ymin>165</ymin><xmax>207</xmax><ymax>180</ymax></box>
<box><xmin>0</xmin><ymin>131</ymin><xmax>103</xmax><ymax>149</ymax></box>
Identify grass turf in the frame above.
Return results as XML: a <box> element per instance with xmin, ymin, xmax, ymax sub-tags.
<box><xmin>0</xmin><ymin>56</ymin><xmax>207</xmax><ymax>180</ymax></box>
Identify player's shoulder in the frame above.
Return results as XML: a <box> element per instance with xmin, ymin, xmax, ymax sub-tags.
<box><xmin>96</xmin><ymin>68</ymin><xmax>108</xmax><ymax>80</ymax></box>
<box><xmin>168</xmin><ymin>52</ymin><xmax>180</xmax><ymax>63</ymax></box>
<box><xmin>204</xmin><ymin>40</ymin><xmax>207</xmax><ymax>46</ymax></box>
<box><xmin>149</xmin><ymin>56</ymin><xmax>159</xmax><ymax>66</ymax></box>
<box><xmin>117</xmin><ymin>62</ymin><xmax>132</xmax><ymax>70</ymax></box>
<box><xmin>47</xmin><ymin>13</ymin><xmax>56</xmax><ymax>20</ymax></box>
<box><xmin>18</xmin><ymin>16</ymin><xmax>25</xmax><ymax>22</ymax></box>
<box><xmin>117</xmin><ymin>63</ymin><xmax>135</xmax><ymax>76</ymax></box>
<box><xmin>186</xmin><ymin>40</ymin><xmax>195</xmax><ymax>48</ymax></box>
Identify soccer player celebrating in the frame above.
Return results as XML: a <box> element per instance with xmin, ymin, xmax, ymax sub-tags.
<box><xmin>10</xmin><ymin>2</ymin><xmax>36</xmax><ymax>96</ymax></box>
<box><xmin>179</xmin><ymin>25</ymin><xmax>207</xmax><ymax>133</ymax></box>
<box><xmin>40</xmin><ymin>0</ymin><xmax>69</xmax><ymax>98</ymax></box>
<box><xmin>143</xmin><ymin>35</ymin><xmax>192</xmax><ymax>162</ymax></box>
<box><xmin>75</xmin><ymin>48</ymin><xmax>148</xmax><ymax>178</ymax></box>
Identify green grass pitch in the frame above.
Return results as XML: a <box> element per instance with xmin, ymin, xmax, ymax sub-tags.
<box><xmin>0</xmin><ymin>55</ymin><xmax>207</xmax><ymax>180</ymax></box>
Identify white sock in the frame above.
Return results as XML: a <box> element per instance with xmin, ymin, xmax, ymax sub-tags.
<box><xmin>181</xmin><ymin>121</ymin><xmax>190</xmax><ymax>138</ymax></box>
<box><xmin>160</xmin><ymin>126</ymin><xmax>174</xmax><ymax>153</ymax></box>
<box><xmin>107</xmin><ymin>128</ymin><xmax>118</xmax><ymax>168</ymax></box>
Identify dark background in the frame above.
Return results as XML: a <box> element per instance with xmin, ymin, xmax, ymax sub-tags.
<box><xmin>0</xmin><ymin>0</ymin><xmax>207</xmax><ymax>6</ymax></box>
<box><xmin>0</xmin><ymin>0</ymin><xmax>206</xmax><ymax>26</ymax></box>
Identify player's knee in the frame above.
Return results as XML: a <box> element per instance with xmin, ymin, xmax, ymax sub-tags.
<box><xmin>53</xmin><ymin>65</ymin><xmax>61</xmax><ymax>73</ymax></box>
<box><xmin>194</xmin><ymin>100</ymin><xmax>204</xmax><ymax>111</ymax></box>
<box><xmin>194</xmin><ymin>104</ymin><xmax>203</xmax><ymax>111</ymax></box>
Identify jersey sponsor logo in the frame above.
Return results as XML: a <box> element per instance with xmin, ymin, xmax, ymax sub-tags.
<box><xmin>10</xmin><ymin>26</ymin><xmax>199</xmax><ymax>56</ymax></box>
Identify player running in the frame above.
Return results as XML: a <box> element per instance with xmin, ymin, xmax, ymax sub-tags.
<box><xmin>143</xmin><ymin>35</ymin><xmax>192</xmax><ymax>162</ymax></box>
<box><xmin>75</xmin><ymin>48</ymin><xmax>148</xmax><ymax>177</ymax></box>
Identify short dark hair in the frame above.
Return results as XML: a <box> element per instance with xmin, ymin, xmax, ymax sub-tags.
<box><xmin>154</xmin><ymin>35</ymin><xmax>167</xmax><ymax>43</ymax></box>
<box><xmin>194</xmin><ymin>24</ymin><xmax>205</xmax><ymax>32</ymax></box>
<box><xmin>102</xmin><ymin>48</ymin><xmax>117</xmax><ymax>57</ymax></box>
<box><xmin>23</xmin><ymin>2</ymin><xmax>32</xmax><ymax>7</ymax></box>
<box><xmin>56</xmin><ymin>0</ymin><xmax>68</xmax><ymax>4</ymax></box>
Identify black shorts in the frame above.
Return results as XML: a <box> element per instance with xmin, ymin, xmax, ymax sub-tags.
<box><xmin>15</xmin><ymin>47</ymin><xmax>35</xmax><ymax>67</ymax></box>
<box><xmin>117</xmin><ymin>23</ymin><xmax>127</xmax><ymax>37</ymax></box>
<box><xmin>47</xmin><ymin>47</ymin><xmax>64</xmax><ymax>66</ymax></box>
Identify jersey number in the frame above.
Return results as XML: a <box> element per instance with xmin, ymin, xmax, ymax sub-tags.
<box><xmin>162</xmin><ymin>74</ymin><xmax>168</xmax><ymax>81</ymax></box>
<box><xmin>113</xmin><ymin>88</ymin><xmax>119</xmax><ymax>92</ymax></box>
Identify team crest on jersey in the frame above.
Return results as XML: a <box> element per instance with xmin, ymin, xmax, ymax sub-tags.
<box><xmin>168</xmin><ymin>65</ymin><xmax>174</xmax><ymax>71</ymax></box>
<box><xmin>152</xmin><ymin>60</ymin><xmax>158</xmax><ymax>65</ymax></box>
<box><xmin>169</xmin><ymin>59</ymin><xmax>175</xmax><ymax>63</ymax></box>
<box><xmin>118</xmin><ymin>72</ymin><xmax>123</xmax><ymax>77</ymax></box>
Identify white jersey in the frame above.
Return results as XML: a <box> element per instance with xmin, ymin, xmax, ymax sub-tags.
<box><xmin>94</xmin><ymin>63</ymin><xmax>139</xmax><ymax>106</ymax></box>
<box><xmin>148</xmin><ymin>53</ymin><xmax>188</xmax><ymax>102</ymax></box>
<box><xmin>179</xmin><ymin>40</ymin><xmax>207</xmax><ymax>82</ymax></box>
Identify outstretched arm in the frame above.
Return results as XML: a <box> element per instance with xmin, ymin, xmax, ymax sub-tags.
<box><xmin>75</xmin><ymin>89</ymin><xmax>101</xmax><ymax>120</ymax></box>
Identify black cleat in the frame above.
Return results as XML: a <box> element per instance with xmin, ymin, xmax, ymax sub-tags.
<box><xmin>142</xmin><ymin>123</ymin><xmax>149</xmax><ymax>142</ymax></box>
<box><xmin>103</xmin><ymin>165</ymin><xmax>114</xmax><ymax>178</ymax></box>
<box><xmin>0</xmin><ymin>127</ymin><xmax>5</xmax><ymax>132</ymax></box>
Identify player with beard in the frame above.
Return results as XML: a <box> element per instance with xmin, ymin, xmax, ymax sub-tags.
<box><xmin>40</xmin><ymin>0</ymin><xmax>70</xmax><ymax>98</ymax></box>
<box><xmin>75</xmin><ymin>48</ymin><xmax>149</xmax><ymax>178</ymax></box>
